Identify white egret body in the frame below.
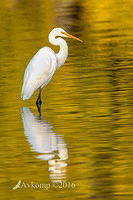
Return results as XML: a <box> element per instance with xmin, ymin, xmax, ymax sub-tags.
<box><xmin>21</xmin><ymin>28</ymin><xmax>82</xmax><ymax>105</ymax></box>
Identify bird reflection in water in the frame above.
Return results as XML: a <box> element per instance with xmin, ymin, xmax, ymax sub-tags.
<box><xmin>21</xmin><ymin>107</ymin><xmax>68</xmax><ymax>182</ymax></box>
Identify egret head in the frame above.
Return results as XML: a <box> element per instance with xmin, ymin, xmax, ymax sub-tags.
<box><xmin>49</xmin><ymin>28</ymin><xmax>82</xmax><ymax>42</ymax></box>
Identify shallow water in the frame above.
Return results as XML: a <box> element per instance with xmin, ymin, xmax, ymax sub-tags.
<box><xmin>1</xmin><ymin>0</ymin><xmax>133</xmax><ymax>199</ymax></box>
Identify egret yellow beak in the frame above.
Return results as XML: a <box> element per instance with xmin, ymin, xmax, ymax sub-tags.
<box><xmin>62</xmin><ymin>31</ymin><xmax>83</xmax><ymax>42</ymax></box>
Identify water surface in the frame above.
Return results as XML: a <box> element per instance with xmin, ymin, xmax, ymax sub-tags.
<box><xmin>0</xmin><ymin>0</ymin><xmax>133</xmax><ymax>199</ymax></box>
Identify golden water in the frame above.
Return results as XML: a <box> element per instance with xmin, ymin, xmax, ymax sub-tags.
<box><xmin>0</xmin><ymin>0</ymin><xmax>133</xmax><ymax>199</ymax></box>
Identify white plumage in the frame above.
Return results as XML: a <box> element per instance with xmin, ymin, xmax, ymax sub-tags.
<box><xmin>21</xmin><ymin>28</ymin><xmax>82</xmax><ymax>105</ymax></box>
<box><xmin>21</xmin><ymin>47</ymin><xmax>57</xmax><ymax>100</ymax></box>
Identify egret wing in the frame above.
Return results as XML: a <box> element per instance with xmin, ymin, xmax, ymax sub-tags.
<box><xmin>21</xmin><ymin>47</ymin><xmax>57</xmax><ymax>100</ymax></box>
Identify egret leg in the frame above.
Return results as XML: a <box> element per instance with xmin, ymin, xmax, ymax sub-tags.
<box><xmin>36</xmin><ymin>88</ymin><xmax>42</xmax><ymax>106</ymax></box>
<box><xmin>36</xmin><ymin>88</ymin><xmax>42</xmax><ymax>117</ymax></box>
<box><xmin>37</xmin><ymin>103</ymin><xmax>42</xmax><ymax>118</ymax></box>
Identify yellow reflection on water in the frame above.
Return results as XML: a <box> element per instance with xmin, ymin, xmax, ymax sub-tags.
<box><xmin>0</xmin><ymin>0</ymin><xmax>133</xmax><ymax>200</ymax></box>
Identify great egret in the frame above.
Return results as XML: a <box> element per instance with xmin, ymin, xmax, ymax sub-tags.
<box><xmin>21</xmin><ymin>28</ymin><xmax>82</xmax><ymax>105</ymax></box>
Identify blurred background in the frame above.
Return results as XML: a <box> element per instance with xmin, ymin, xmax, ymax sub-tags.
<box><xmin>0</xmin><ymin>0</ymin><xmax>133</xmax><ymax>199</ymax></box>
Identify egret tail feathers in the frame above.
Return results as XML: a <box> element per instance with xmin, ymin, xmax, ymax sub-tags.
<box><xmin>21</xmin><ymin>83</ymin><xmax>35</xmax><ymax>100</ymax></box>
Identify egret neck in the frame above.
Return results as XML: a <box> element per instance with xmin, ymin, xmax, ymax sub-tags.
<box><xmin>49</xmin><ymin>35</ymin><xmax>68</xmax><ymax>69</ymax></box>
